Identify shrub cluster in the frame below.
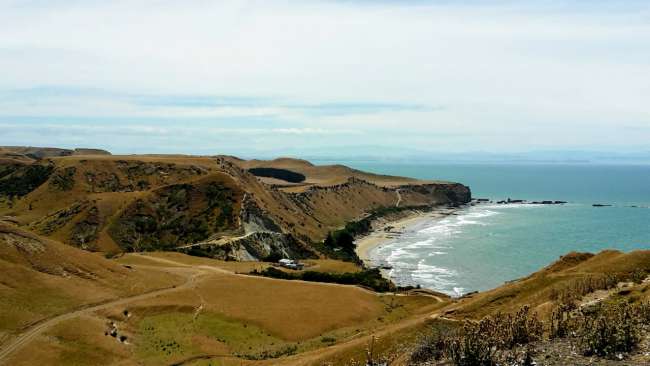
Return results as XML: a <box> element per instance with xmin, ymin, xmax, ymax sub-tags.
<box><xmin>247</xmin><ymin>167</ymin><xmax>306</xmax><ymax>183</ymax></box>
<box><xmin>322</xmin><ymin>205</ymin><xmax>428</xmax><ymax>262</ymax></box>
<box><xmin>551</xmin><ymin>300</ymin><xmax>650</xmax><ymax>358</ymax></box>
<box><xmin>0</xmin><ymin>164</ymin><xmax>53</xmax><ymax>198</ymax></box>
<box><xmin>414</xmin><ymin>300</ymin><xmax>650</xmax><ymax>365</ymax></box>
<box><xmin>111</xmin><ymin>182</ymin><xmax>238</xmax><ymax>251</ymax></box>
<box><xmin>411</xmin><ymin>306</ymin><xmax>543</xmax><ymax>366</ymax></box>
<box><xmin>251</xmin><ymin>266</ymin><xmax>393</xmax><ymax>292</ymax></box>
<box><xmin>447</xmin><ymin>306</ymin><xmax>542</xmax><ymax>366</ymax></box>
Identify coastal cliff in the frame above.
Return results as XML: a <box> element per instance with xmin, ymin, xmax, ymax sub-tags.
<box><xmin>0</xmin><ymin>152</ymin><xmax>470</xmax><ymax>261</ymax></box>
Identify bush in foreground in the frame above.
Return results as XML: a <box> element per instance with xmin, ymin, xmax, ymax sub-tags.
<box><xmin>548</xmin><ymin>299</ymin><xmax>650</xmax><ymax>358</ymax></box>
<box><xmin>412</xmin><ymin>300</ymin><xmax>650</xmax><ymax>365</ymax></box>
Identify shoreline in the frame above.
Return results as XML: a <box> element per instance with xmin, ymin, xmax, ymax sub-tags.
<box><xmin>355</xmin><ymin>206</ymin><xmax>460</xmax><ymax>265</ymax></box>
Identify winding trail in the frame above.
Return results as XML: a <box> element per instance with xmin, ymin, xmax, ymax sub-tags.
<box><xmin>0</xmin><ymin>267</ymin><xmax>201</xmax><ymax>365</ymax></box>
<box><xmin>0</xmin><ymin>253</ymin><xmax>448</xmax><ymax>365</ymax></box>
<box><xmin>175</xmin><ymin>231</ymin><xmax>258</xmax><ymax>249</ymax></box>
<box><xmin>395</xmin><ymin>189</ymin><xmax>402</xmax><ymax>207</ymax></box>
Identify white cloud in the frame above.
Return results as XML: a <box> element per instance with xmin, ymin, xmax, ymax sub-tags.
<box><xmin>0</xmin><ymin>0</ymin><xmax>649</xmax><ymax>153</ymax></box>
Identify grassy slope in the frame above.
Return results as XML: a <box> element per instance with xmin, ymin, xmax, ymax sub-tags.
<box><xmin>1</xmin><ymin>155</ymin><xmax>465</xmax><ymax>253</ymax></box>
<box><xmin>4</xmin><ymin>246</ymin><xmax>650</xmax><ymax>365</ymax></box>
<box><xmin>449</xmin><ymin>250</ymin><xmax>650</xmax><ymax>319</ymax></box>
<box><xmin>0</xmin><ymin>223</ymin><xmax>184</xmax><ymax>344</ymax></box>
<box><xmin>4</xmin><ymin>251</ymin><xmax>445</xmax><ymax>366</ymax></box>
<box><xmin>0</xmin><ymin>153</ymin><xmax>475</xmax><ymax>365</ymax></box>
<box><xmin>238</xmin><ymin>157</ymin><xmax>425</xmax><ymax>188</ymax></box>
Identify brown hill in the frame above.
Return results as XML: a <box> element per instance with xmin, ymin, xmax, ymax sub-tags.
<box><xmin>446</xmin><ymin>249</ymin><xmax>650</xmax><ymax>319</ymax></box>
<box><xmin>0</xmin><ymin>146</ymin><xmax>111</xmax><ymax>162</ymax></box>
<box><xmin>238</xmin><ymin>156</ymin><xmax>430</xmax><ymax>189</ymax></box>
<box><xmin>0</xmin><ymin>154</ymin><xmax>470</xmax><ymax>259</ymax></box>
<box><xmin>0</xmin><ymin>222</ymin><xmax>182</xmax><ymax>343</ymax></box>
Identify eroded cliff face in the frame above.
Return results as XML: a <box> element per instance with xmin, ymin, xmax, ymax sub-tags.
<box><xmin>0</xmin><ymin>155</ymin><xmax>471</xmax><ymax>260</ymax></box>
<box><xmin>397</xmin><ymin>182</ymin><xmax>472</xmax><ymax>207</ymax></box>
<box><xmin>253</xmin><ymin>177</ymin><xmax>471</xmax><ymax>244</ymax></box>
<box><xmin>178</xmin><ymin>232</ymin><xmax>315</xmax><ymax>261</ymax></box>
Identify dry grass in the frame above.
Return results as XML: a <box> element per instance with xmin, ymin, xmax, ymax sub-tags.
<box><xmin>116</xmin><ymin>252</ymin><xmax>362</xmax><ymax>275</ymax></box>
<box><xmin>0</xmin><ymin>224</ymin><xmax>184</xmax><ymax>338</ymax></box>
<box><xmin>1</xmin><ymin>154</ymin><xmax>459</xmax><ymax>251</ymax></box>
<box><xmin>2</xmin><ymin>258</ymin><xmax>446</xmax><ymax>365</ymax></box>
<box><xmin>13</xmin><ymin>234</ymin><xmax>650</xmax><ymax>365</ymax></box>
<box><xmin>450</xmin><ymin>250</ymin><xmax>650</xmax><ymax>320</ymax></box>
<box><xmin>237</xmin><ymin>157</ymin><xmax>417</xmax><ymax>187</ymax></box>
<box><xmin>140</xmin><ymin>272</ymin><xmax>384</xmax><ymax>341</ymax></box>
<box><xmin>5</xmin><ymin>315</ymin><xmax>132</xmax><ymax>366</ymax></box>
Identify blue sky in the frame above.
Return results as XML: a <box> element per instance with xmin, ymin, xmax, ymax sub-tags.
<box><xmin>0</xmin><ymin>0</ymin><xmax>649</xmax><ymax>157</ymax></box>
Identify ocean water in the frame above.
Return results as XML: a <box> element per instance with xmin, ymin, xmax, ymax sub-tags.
<box><xmin>340</xmin><ymin>163</ymin><xmax>650</xmax><ymax>296</ymax></box>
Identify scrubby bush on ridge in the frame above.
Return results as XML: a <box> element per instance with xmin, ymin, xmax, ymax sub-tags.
<box><xmin>251</xmin><ymin>266</ymin><xmax>392</xmax><ymax>292</ymax></box>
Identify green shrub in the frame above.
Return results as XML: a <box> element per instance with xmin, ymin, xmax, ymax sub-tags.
<box><xmin>252</xmin><ymin>267</ymin><xmax>392</xmax><ymax>292</ymax></box>
<box><xmin>321</xmin><ymin>204</ymin><xmax>429</xmax><ymax>263</ymax></box>
<box><xmin>0</xmin><ymin>164</ymin><xmax>53</xmax><ymax>197</ymax></box>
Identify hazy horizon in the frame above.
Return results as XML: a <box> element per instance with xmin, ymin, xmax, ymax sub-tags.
<box><xmin>1</xmin><ymin>1</ymin><xmax>649</xmax><ymax>156</ymax></box>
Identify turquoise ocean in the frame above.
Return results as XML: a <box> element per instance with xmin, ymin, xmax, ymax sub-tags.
<box><xmin>337</xmin><ymin>163</ymin><xmax>650</xmax><ymax>296</ymax></box>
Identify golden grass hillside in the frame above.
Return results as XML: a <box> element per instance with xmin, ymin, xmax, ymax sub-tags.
<box><xmin>3</xmin><ymin>235</ymin><xmax>649</xmax><ymax>365</ymax></box>
<box><xmin>237</xmin><ymin>157</ymin><xmax>424</xmax><ymax>188</ymax></box>
<box><xmin>2</xmin><ymin>251</ymin><xmax>449</xmax><ymax>366</ymax></box>
<box><xmin>0</xmin><ymin>154</ymin><xmax>470</xmax><ymax>256</ymax></box>
<box><xmin>446</xmin><ymin>250</ymin><xmax>650</xmax><ymax>320</ymax></box>
<box><xmin>0</xmin><ymin>223</ymin><xmax>184</xmax><ymax>346</ymax></box>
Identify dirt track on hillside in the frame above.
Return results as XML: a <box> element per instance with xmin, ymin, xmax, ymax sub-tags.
<box><xmin>0</xmin><ymin>254</ymin><xmax>446</xmax><ymax>365</ymax></box>
<box><xmin>0</xmin><ymin>266</ymin><xmax>200</xmax><ymax>365</ymax></box>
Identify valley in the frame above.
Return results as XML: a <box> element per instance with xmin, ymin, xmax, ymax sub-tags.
<box><xmin>2</xmin><ymin>147</ymin><xmax>650</xmax><ymax>365</ymax></box>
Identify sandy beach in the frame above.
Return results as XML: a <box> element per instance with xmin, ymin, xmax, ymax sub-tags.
<box><xmin>355</xmin><ymin>207</ymin><xmax>459</xmax><ymax>264</ymax></box>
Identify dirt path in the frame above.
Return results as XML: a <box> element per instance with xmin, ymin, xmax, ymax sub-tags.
<box><xmin>175</xmin><ymin>231</ymin><xmax>258</xmax><ymax>249</ymax></box>
<box><xmin>395</xmin><ymin>189</ymin><xmax>402</xmax><ymax>207</ymax></box>
<box><xmin>0</xmin><ymin>253</ymin><xmax>447</xmax><ymax>365</ymax></box>
<box><xmin>0</xmin><ymin>267</ymin><xmax>201</xmax><ymax>365</ymax></box>
<box><xmin>136</xmin><ymin>253</ymin><xmax>385</xmax><ymax>295</ymax></box>
<box><xmin>131</xmin><ymin>256</ymin><xmax>451</xmax><ymax>366</ymax></box>
<box><xmin>273</xmin><ymin>311</ymin><xmax>434</xmax><ymax>366</ymax></box>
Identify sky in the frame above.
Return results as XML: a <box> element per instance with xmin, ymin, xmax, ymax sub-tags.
<box><xmin>1</xmin><ymin>0</ymin><xmax>649</xmax><ymax>158</ymax></box>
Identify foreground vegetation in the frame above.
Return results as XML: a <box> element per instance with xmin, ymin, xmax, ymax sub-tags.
<box><xmin>409</xmin><ymin>300</ymin><xmax>650</xmax><ymax>365</ymax></box>
<box><xmin>410</xmin><ymin>273</ymin><xmax>650</xmax><ymax>366</ymax></box>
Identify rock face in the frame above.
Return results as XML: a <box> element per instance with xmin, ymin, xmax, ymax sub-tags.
<box><xmin>178</xmin><ymin>232</ymin><xmax>315</xmax><ymax>261</ymax></box>
<box><xmin>239</xmin><ymin>194</ymin><xmax>282</xmax><ymax>234</ymax></box>
<box><xmin>0</xmin><ymin>153</ymin><xmax>472</xmax><ymax>260</ymax></box>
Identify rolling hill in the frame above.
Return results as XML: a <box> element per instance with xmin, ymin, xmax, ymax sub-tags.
<box><xmin>2</xmin><ymin>148</ymin><xmax>650</xmax><ymax>365</ymax></box>
<box><xmin>0</xmin><ymin>149</ymin><xmax>471</xmax><ymax>261</ymax></box>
